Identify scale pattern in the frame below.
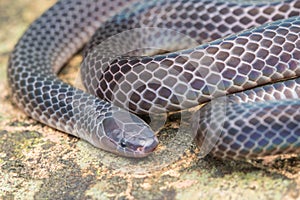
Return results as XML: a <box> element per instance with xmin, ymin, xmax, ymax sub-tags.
<box><xmin>194</xmin><ymin>99</ymin><xmax>300</xmax><ymax>160</ymax></box>
<box><xmin>7</xmin><ymin>0</ymin><xmax>300</xmax><ymax>159</ymax></box>
<box><xmin>83</xmin><ymin>0</ymin><xmax>300</xmax><ymax>114</ymax></box>
<box><xmin>7</xmin><ymin>0</ymin><xmax>158</xmax><ymax>158</ymax></box>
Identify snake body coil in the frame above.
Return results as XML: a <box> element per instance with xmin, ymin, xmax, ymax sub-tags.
<box><xmin>8</xmin><ymin>0</ymin><xmax>300</xmax><ymax>159</ymax></box>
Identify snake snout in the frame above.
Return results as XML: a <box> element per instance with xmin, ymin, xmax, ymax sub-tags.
<box><xmin>101</xmin><ymin>111</ymin><xmax>158</xmax><ymax>157</ymax></box>
<box><xmin>135</xmin><ymin>136</ymin><xmax>159</xmax><ymax>154</ymax></box>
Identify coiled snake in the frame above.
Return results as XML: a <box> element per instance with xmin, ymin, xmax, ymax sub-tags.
<box><xmin>7</xmin><ymin>0</ymin><xmax>300</xmax><ymax>160</ymax></box>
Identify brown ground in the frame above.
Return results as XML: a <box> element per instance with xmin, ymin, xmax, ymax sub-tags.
<box><xmin>0</xmin><ymin>1</ymin><xmax>300</xmax><ymax>199</ymax></box>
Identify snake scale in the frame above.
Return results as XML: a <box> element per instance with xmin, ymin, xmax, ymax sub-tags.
<box><xmin>7</xmin><ymin>0</ymin><xmax>300</xmax><ymax>160</ymax></box>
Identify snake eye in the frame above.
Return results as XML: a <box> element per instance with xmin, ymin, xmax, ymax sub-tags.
<box><xmin>120</xmin><ymin>138</ymin><xmax>127</xmax><ymax>148</ymax></box>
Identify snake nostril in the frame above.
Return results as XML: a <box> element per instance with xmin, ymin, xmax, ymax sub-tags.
<box><xmin>137</xmin><ymin>147</ymin><xmax>144</xmax><ymax>152</ymax></box>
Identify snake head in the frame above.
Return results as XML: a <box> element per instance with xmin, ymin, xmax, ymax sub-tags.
<box><xmin>100</xmin><ymin>110</ymin><xmax>158</xmax><ymax>158</ymax></box>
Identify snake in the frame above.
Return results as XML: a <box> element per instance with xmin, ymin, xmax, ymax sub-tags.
<box><xmin>7</xmin><ymin>0</ymin><xmax>300</xmax><ymax>160</ymax></box>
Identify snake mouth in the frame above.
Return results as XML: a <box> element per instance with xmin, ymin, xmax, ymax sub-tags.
<box><xmin>115</xmin><ymin>136</ymin><xmax>159</xmax><ymax>158</ymax></box>
<box><xmin>118</xmin><ymin>136</ymin><xmax>159</xmax><ymax>158</ymax></box>
<box><xmin>135</xmin><ymin>136</ymin><xmax>159</xmax><ymax>155</ymax></box>
<box><xmin>103</xmin><ymin>135</ymin><xmax>158</xmax><ymax>158</ymax></box>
